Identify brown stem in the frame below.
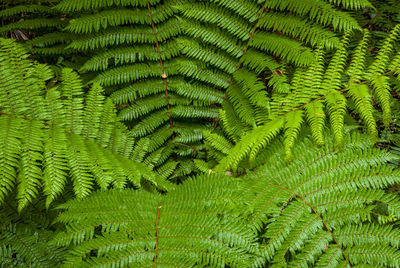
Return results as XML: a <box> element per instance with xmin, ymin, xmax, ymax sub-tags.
<box><xmin>270</xmin><ymin>184</ymin><xmax>352</xmax><ymax>267</ymax></box>
<box><xmin>154</xmin><ymin>202</ymin><xmax>162</xmax><ymax>267</ymax></box>
<box><xmin>146</xmin><ymin>0</ymin><xmax>173</xmax><ymax>130</ymax></box>
<box><xmin>214</xmin><ymin>2</ymin><xmax>271</xmax><ymax>129</ymax></box>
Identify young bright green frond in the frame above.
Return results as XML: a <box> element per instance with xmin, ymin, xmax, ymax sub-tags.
<box><xmin>0</xmin><ymin>39</ymin><xmax>164</xmax><ymax>209</ymax></box>
<box><xmin>214</xmin><ymin>28</ymin><xmax>398</xmax><ymax>169</ymax></box>
<box><xmin>347</xmin><ymin>83</ymin><xmax>377</xmax><ymax>143</ymax></box>
<box><xmin>371</xmin><ymin>76</ymin><xmax>392</xmax><ymax>127</ymax></box>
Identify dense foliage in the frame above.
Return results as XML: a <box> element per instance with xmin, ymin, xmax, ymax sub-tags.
<box><xmin>1</xmin><ymin>0</ymin><xmax>400</xmax><ymax>267</ymax></box>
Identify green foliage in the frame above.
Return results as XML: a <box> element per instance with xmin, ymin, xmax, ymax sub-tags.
<box><xmin>0</xmin><ymin>38</ymin><xmax>167</xmax><ymax>211</ymax></box>
<box><xmin>1</xmin><ymin>1</ymin><xmax>400</xmax><ymax>267</ymax></box>
<box><xmin>55</xmin><ymin>132</ymin><xmax>400</xmax><ymax>267</ymax></box>
<box><xmin>207</xmin><ymin>27</ymin><xmax>400</xmax><ymax>172</ymax></box>
<box><xmin>242</xmin><ymin>131</ymin><xmax>400</xmax><ymax>267</ymax></box>
<box><xmin>0</xmin><ymin>197</ymin><xmax>65</xmax><ymax>267</ymax></box>
<box><xmin>0</xmin><ymin>0</ymin><xmax>72</xmax><ymax>58</ymax></box>
<box><xmin>56</xmin><ymin>0</ymin><xmax>219</xmax><ymax>179</ymax></box>
<box><xmin>40</xmin><ymin>0</ymin><xmax>369</xmax><ymax>179</ymax></box>
<box><xmin>53</xmin><ymin>174</ymin><xmax>258</xmax><ymax>267</ymax></box>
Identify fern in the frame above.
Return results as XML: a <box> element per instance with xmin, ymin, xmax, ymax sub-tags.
<box><xmin>57</xmin><ymin>0</ymin><xmax>219</xmax><ymax>179</ymax></box>
<box><xmin>55</xmin><ymin>131</ymin><xmax>400</xmax><ymax>267</ymax></box>
<box><xmin>0</xmin><ymin>197</ymin><xmax>65</xmax><ymax>267</ymax></box>
<box><xmin>0</xmin><ymin>1</ymin><xmax>72</xmax><ymax>57</ymax></box>
<box><xmin>0</xmin><ymin>38</ymin><xmax>167</xmax><ymax>211</ymax></box>
<box><xmin>242</xmin><ymin>131</ymin><xmax>400</xmax><ymax>267</ymax></box>
<box><xmin>50</xmin><ymin>0</ymin><xmax>369</xmax><ymax>179</ymax></box>
<box><xmin>209</xmin><ymin>28</ymin><xmax>400</xmax><ymax>171</ymax></box>
<box><xmin>53</xmin><ymin>174</ymin><xmax>259</xmax><ymax>267</ymax></box>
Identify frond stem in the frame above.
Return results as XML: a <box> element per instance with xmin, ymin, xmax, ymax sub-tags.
<box><xmin>154</xmin><ymin>202</ymin><xmax>162</xmax><ymax>267</ymax></box>
<box><xmin>270</xmin><ymin>184</ymin><xmax>352</xmax><ymax>267</ymax></box>
<box><xmin>215</xmin><ymin>1</ymin><xmax>271</xmax><ymax>128</ymax></box>
<box><xmin>146</xmin><ymin>0</ymin><xmax>174</xmax><ymax>131</ymax></box>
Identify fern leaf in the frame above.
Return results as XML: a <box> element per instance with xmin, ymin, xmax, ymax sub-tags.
<box><xmin>347</xmin><ymin>83</ymin><xmax>377</xmax><ymax>143</ymax></box>
<box><xmin>284</xmin><ymin>110</ymin><xmax>304</xmax><ymax>161</ymax></box>
<box><xmin>325</xmin><ymin>90</ymin><xmax>347</xmax><ymax>148</ymax></box>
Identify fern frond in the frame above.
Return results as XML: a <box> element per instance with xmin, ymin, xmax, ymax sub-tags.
<box><xmin>68</xmin><ymin>18</ymin><xmax>181</xmax><ymax>50</ymax></box>
<box><xmin>258</xmin><ymin>12</ymin><xmax>340</xmax><ymax>49</ymax></box>
<box><xmin>0</xmin><ymin>39</ymin><xmax>164</xmax><ymax>209</ymax></box>
<box><xmin>53</xmin><ymin>174</ymin><xmax>259</xmax><ymax>267</ymax></box>
<box><xmin>0</xmin><ymin>5</ymin><xmax>57</xmax><ymax>18</ymax></box>
<box><xmin>241</xmin><ymin>132</ymin><xmax>400</xmax><ymax>266</ymax></box>
<box><xmin>216</xmin><ymin>118</ymin><xmax>285</xmax><ymax>172</ymax></box>
<box><xmin>347</xmin><ymin>83</ymin><xmax>377</xmax><ymax>143</ymax></box>
<box><xmin>92</xmin><ymin>61</ymin><xmax>179</xmax><ymax>86</ymax></box>
<box><xmin>284</xmin><ymin>110</ymin><xmax>304</xmax><ymax>161</ymax></box>
<box><xmin>56</xmin><ymin>0</ymin><xmax>160</xmax><ymax>12</ymax></box>
<box><xmin>55</xmin><ymin>132</ymin><xmax>400</xmax><ymax>267</ymax></box>
<box><xmin>265</xmin><ymin>0</ymin><xmax>361</xmax><ymax>31</ymax></box>
<box><xmin>178</xmin><ymin>3</ymin><xmax>252</xmax><ymax>40</ymax></box>
<box><xmin>0</xmin><ymin>18</ymin><xmax>66</xmax><ymax>33</ymax></box>
<box><xmin>80</xmin><ymin>41</ymin><xmax>180</xmax><ymax>71</ymax></box>
<box><xmin>325</xmin><ymin>90</ymin><xmax>347</xmax><ymax>148</ymax></box>
<box><xmin>327</xmin><ymin>0</ymin><xmax>373</xmax><ymax>9</ymax></box>
<box><xmin>250</xmin><ymin>32</ymin><xmax>315</xmax><ymax>66</ymax></box>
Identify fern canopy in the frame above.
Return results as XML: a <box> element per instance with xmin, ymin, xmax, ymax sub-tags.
<box><xmin>207</xmin><ymin>27</ymin><xmax>400</xmax><ymax>172</ymax></box>
<box><xmin>55</xmin><ymin>131</ymin><xmax>400</xmax><ymax>267</ymax></box>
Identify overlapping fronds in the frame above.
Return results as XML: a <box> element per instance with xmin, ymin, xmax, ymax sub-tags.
<box><xmin>0</xmin><ymin>198</ymin><xmax>65</xmax><ymax>267</ymax></box>
<box><xmin>178</xmin><ymin>0</ymin><xmax>365</xmax><ymax>171</ymax></box>
<box><xmin>52</xmin><ymin>0</ymin><xmax>368</xmax><ymax>179</ymax></box>
<box><xmin>0</xmin><ymin>1</ymin><xmax>71</xmax><ymax>56</ymax></box>
<box><xmin>241</xmin><ymin>131</ymin><xmax>400</xmax><ymax>267</ymax></box>
<box><xmin>0</xmin><ymin>38</ymin><xmax>166</xmax><ymax>211</ymax></box>
<box><xmin>57</xmin><ymin>0</ymin><xmax>221</xmax><ymax>179</ymax></box>
<box><xmin>208</xmin><ymin>27</ymin><xmax>400</xmax><ymax>172</ymax></box>
<box><xmin>53</xmin><ymin>174</ymin><xmax>259</xmax><ymax>267</ymax></box>
<box><xmin>55</xmin><ymin>131</ymin><xmax>400</xmax><ymax>267</ymax></box>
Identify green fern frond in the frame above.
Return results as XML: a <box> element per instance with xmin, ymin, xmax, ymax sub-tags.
<box><xmin>0</xmin><ymin>18</ymin><xmax>66</xmax><ymax>33</ymax></box>
<box><xmin>250</xmin><ymin>32</ymin><xmax>315</xmax><ymax>66</ymax></box>
<box><xmin>56</xmin><ymin>0</ymin><xmax>160</xmax><ymax>12</ymax></box>
<box><xmin>327</xmin><ymin>0</ymin><xmax>373</xmax><ymax>9</ymax></box>
<box><xmin>55</xmin><ymin>132</ymin><xmax>400</xmax><ymax>267</ymax></box>
<box><xmin>0</xmin><ymin>5</ymin><xmax>58</xmax><ymax>18</ymax></box>
<box><xmin>284</xmin><ymin>110</ymin><xmax>304</xmax><ymax>161</ymax></box>
<box><xmin>53</xmin><ymin>174</ymin><xmax>259</xmax><ymax>267</ymax></box>
<box><xmin>265</xmin><ymin>0</ymin><xmax>361</xmax><ymax>31</ymax></box>
<box><xmin>80</xmin><ymin>41</ymin><xmax>180</xmax><ymax>71</ymax></box>
<box><xmin>347</xmin><ymin>83</ymin><xmax>377</xmax><ymax>143</ymax></box>
<box><xmin>0</xmin><ymin>222</ymin><xmax>64</xmax><ymax>267</ymax></box>
<box><xmin>178</xmin><ymin>3</ymin><xmax>252</xmax><ymax>40</ymax></box>
<box><xmin>258</xmin><ymin>12</ymin><xmax>341</xmax><ymax>49</ymax></box>
<box><xmin>214</xmin><ymin>27</ymin><xmax>399</xmax><ymax>167</ymax></box>
<box><xmin>242</xmin><ymin>132</ymin><xmax>400</xmax><ymax>267</ymax></box>
<box><xmin>0</xmin><ymin>39</ymin><xmax>164</xmax><ymax>209</ymax></box>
